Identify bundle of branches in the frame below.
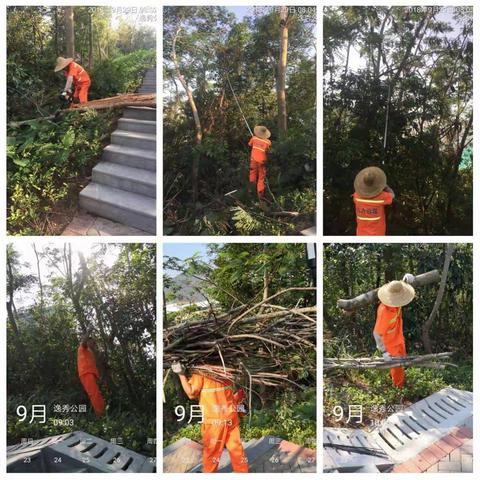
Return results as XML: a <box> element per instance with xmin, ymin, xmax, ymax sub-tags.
<box><xmin>324</xmin><ymin>352</ymin><xmax>455</xmax><ymax>370</ymax></box>
<box><xmin>164</xmin><ymin>287</ymin><xmax>316</xmax><ymax>389</ymax></box>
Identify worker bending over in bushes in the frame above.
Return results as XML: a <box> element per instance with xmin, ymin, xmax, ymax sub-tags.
<box><xmin>55</xmin><ymin>56</ymin><xmax>91</xmax><ymax>104</ymax></box>
<box><xmin>373</xmin><ymin>275</ymin><xmax>415</xmax><ymax>388</ymax></box>
<box><xmin>353</xmin><ymin>166</ymin><xmax>395</xmax><ymax>236</ymax></box>
<box><xmin>172</xmin><ymin>361</ymin><xmax>249</xmax><ymax>473</ymax></box>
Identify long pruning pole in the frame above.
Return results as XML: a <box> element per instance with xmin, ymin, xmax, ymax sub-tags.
<box><xmin>383</xmin><ymin>82</ymin><xmax>391</xmax><ymax>152</ymax></box>
<box><xmin>226</xmin><ymin>75</ymin><xmax>254</xmax><ymax>137</ymax></box>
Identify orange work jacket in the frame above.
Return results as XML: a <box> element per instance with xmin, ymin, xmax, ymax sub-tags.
<box><xmin>374</xmin><ymin>303</ymin><xmax>404</xmax><ymax>350</ymax></box>
<box><xmin>189</xmin><ymin>373</ymin><xmax>240</xmax><ymax>425</ymax></box>
<box><xmin>353</xmin><ymin>191</ymin><xmax>394</xmax><ymax>236</ymax></box>
<box><xmin>65</xmin><ymin>62</ymin><xmax>91</xmax><ymax>85</ymax></box>
<box><xmin>77</xmin><ymin>344</ymin><xmax>99</xmax><ymax>378</ymax></box>
<box><xmin>248</xmin><ymin>136</ymin><xmax>271</xmax><ymax>163</ymax></box>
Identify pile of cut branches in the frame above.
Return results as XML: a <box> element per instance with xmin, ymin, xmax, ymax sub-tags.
<box><xmin>164</xmin><ymin>287</ymin><xmax>316</xmax><ymax>389</ymax></box>
<box><xmin>324</xmin><ymin>352</ymin><xmax>455</xmax><ymax>370</ymax></box>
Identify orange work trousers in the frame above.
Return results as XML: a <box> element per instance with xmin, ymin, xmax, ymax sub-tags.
<box><xmin>387</xmin><ymin>343</ymin><xmax>407</xmax><ymax>388</ymax></box>
<box><xmin>74</xmin><ymin>82</ymin><xmax>91</xmax><ymax>104</ymax></box>
<box><xmin>201</xmin><ymin>422</ymin><xmax>249</xmax><ymax>473</ymax></box>
<box><xmin>249</xmin><ymin>160</ymin><xmax>266</xmax><ymax>197</ymax></box>
<box><xmin>80</xmin><ymin>373</ymin><xmax>105</xmax><ymax>417</ymax></box>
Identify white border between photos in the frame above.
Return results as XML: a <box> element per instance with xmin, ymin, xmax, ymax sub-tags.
<box><xmin>0</xmin><ymin>0</ymin><xmax>477</xmax><ymax>479</ymax></box>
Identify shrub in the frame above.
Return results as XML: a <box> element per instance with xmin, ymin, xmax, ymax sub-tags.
<box><xmin>89</xmin><ymin>49</ymin><xmax>156</xmax><ymax>99</ymax></box>
<box><xmin>7</xmin><ymin>109</ymin><xmax>120</xmax><ymax>235</ymax></box>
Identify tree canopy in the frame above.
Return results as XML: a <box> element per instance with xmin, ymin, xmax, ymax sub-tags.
<box><xmin>163</xmin><ymin>243</ymin><xmax>316</xmax><ymax>449</ymax></box>
<box><xmin>323</xmin><ymin>243</ymin><xmax>472</xmax><ymax>427</ymax></box>
<box><xmin>323</xmin><ymin>6</ymin><xmax>473</xmax><ymax>235</ymax></box>
<box><xmin>163</xmin><ymin>6</ymin><xmax>316</xmax><ymax>235</ymax></box>
<box><xmin>7</xmin><ymin>6</ymin><xmax>156</xmax><ymax>235</ymax></box>
<box><xmin>7</xmin><ymin>243</ymin><xmax>156</xmax><ymax>456</ymax></box>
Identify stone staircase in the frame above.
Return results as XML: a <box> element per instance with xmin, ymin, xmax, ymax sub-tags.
<box><xmin>79</xmin><ymin>68</ymin><xmax>156</xmax><ymax>234</ymax></box>
<box><xmin>137</xmin><ymin>68</ymin><xmax>156</xmax><ymax>94</ymax></box>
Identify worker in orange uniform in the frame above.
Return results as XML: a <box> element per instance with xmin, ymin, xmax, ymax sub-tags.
<box><xmin>248</xmin><ymin>125</ymin><xmax>272</xmax><ymax>201</ymax></box>
<box><xmin>373</xmin><ymin>277</ymin><xmax>416</xmax><ymax>388</ymax></box>
<box><xmin>77</xmin><ymin>333</ymin><xmax>105</xmax><ymax>417</ymax></box>
<box><xmin>54</xmin><ymin>56</ymin><xmax>91</xmax><ymax>104</ymax></box>
<box><xmin>172</xmin><ymin>362</ymin><xmax>249</xmax><ymax>473</ymax></box>
<box><xmin>353</xmin><ymin>166</ymin><xmax>395</xmax><ymax>236</ymax></box>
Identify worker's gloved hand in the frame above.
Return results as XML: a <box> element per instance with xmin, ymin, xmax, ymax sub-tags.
<box><xmin>402</xmin><ymin>273</ymin><xmax>415</xmax><ymax>285</ymax></box>
<box><xmin>382</xmin><ymin>352</ymin><xmax>391</xmax><ymax>360</ymax></box>
<box><xmin>171</xmin><ymin>362</ymin><xmax>185</xmax><ymax>375</ymax></box>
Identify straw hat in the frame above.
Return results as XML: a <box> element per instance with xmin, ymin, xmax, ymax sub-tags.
<box><xmin>54</xmin><ymin>56</ymin><xmax>73</xmax><ymax>72</ymax></box>
<box><xmin>378</xmin><ymin>280</ymin><xmax>415</xmax><ymax>307</ymax></box>
<box><xmin>354</xmin><ymin>166</ymin><xmax>387</xmax><ymax>198</ymax></box>
<box><xmin>254</xmin><ymin>125</ymin><xmax>271</xmax><ymax>140</ymax></box>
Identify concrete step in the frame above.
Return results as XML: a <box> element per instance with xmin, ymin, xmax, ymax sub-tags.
<box><xmin>102</xmin><ymin>144</ymin><xmax>155</xmax><ymax>172</ymax></box>
<box><xmin>138</xmin><ymin>87</ymin><xmax>156</xmax><ymax>94</ymax></box>
<box><xmin>79</xmin><ymin>183</ymin><xmax>156</xmax><ymax>234</ymax></box>
<box><xmin>123</xmin><ymin>106</ymin><xmax>156</xmax><ymax>121</ymax></box>
<box><xmin>111</xmin><ymin>130</ymin><xmax>156</xmax><ymax>151</ymax></box>
<box><xmin>118</xmin><ymin>117</ymin><xmax>156</xmax><ymax>134</ymax></box>
<box><xmin>92</xmin><ymin>162</ymin><xmax>156</xmax><ymax>198</ymax></box>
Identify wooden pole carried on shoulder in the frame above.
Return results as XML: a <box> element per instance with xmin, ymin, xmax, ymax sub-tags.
<box><xmin>337</xmin><ymin>270</ymin><xmax>441</xmax><ymax>313</ymax></box>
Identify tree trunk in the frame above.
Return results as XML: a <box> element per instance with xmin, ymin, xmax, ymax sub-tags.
<box><xmin>6</xmin><ymin>254</ymin><xmax>25</xmax><ymax>356</ymax></box>
<box><xmin>445</xmin><ymin>112</ymin><xmax>473</xmax><ymax>229</ymax></box>
<box><xmin>337</xmin><ymin>270</ymin><xmax>441</xmax><ymax>312</ymax></box>
<box><xmin>172</xmin><ymin>26</ymin><xmax>202</xmax><ymax>203</ymax></box>
<box><xmin>422</xmin><ymin>245</ymin><xmax>455</xmax><ymax>353</ymax></box>
<box><xmin>33</xmin><ymin>244</ymin><xmax>45</xmax><ymax>322</ymax></box>
<box><xmin>277</xmin><ymin>6</ymin><xmax>289</xmax><ymax>134</ymax></box>
<box><xmin>53</xmin><ymin>7</ymin><xmax>59</xmax><ymax>55</ymax></box>
<box><xmin>88</xmin><ymin>9</ymin><xmax>94</xmax><ymax>70</ymax></box>
<box><xmin>64</xmin><ymin>6</ymin><xmax>75</xmax><ymax>58</ymax></box>
<box><xmin>163</xmin><ymin>289</ymin><xmax>168</xmax><ymax>323</ymax></box>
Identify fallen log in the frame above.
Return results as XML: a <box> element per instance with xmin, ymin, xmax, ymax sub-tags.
<box><xmin>71</xmin><ymin>93</ymin><xmax>156</xmax><ymax>111</ymax></box>
<box><xmin>324</xmin><ymin>352</ymin><xmax>454</xmax><ymax>370</ymax></box>
<box><xmin>7</xmin><ymin>94</ymin><xmax>156</xmax><ymax>128</ymax></box>
<box><xmin>337</xmin><ymin>270</ymin><xmax>441</xmax><ymax>312</ymax></box>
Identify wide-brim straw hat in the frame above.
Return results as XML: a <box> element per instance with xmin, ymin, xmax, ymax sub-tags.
<box><xmin>254</xmin><ymin>125</ymin><xmax>271</xmax><ymax>139</ymax></box>
<box><xmin>54</xmin><ymin>56</ymin><xmax>73</xmax><ymax>72</ymax></box>
<box><xmin>378</xmin><ymin>280</ymin><xmax>415</xmax><ymax>307</ymax></box>
<box><xmin>354</xmin><ymin>166</ymin><xmax>387</xmax><ymax>198</ymax></box>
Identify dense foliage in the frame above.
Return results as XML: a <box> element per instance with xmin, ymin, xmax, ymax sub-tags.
<box><xmin>7</xmin><ymin>6</ymin><xmax>156</xmax><ymax>235</ymax></box>
<box><xmin>163</xmin><ymin>7</ymin><xmax>316</xmax><ymax>235</ymax></box>
<box><xmin>323</xmin><ymin>243</ymin><xmax>472</xmax><ymax>427</ymax></box>
<box><xmin>163</xmin><ymin>243</ymin><xmax>316</xmax><ymax>447</ymax></box>
<box><xmin>7</xmin><ymin>243</ymin><xmax>156</xmax><ymax>456</ymax></box>
<box><xmin>324</xmin><ymin>7</ymin><xmax>473</xmax><ymax>235</ymax></box>
<box><xmin>8</xmin><ymin>110</ymin><xmax>119</xmax><ymax>235</ymax></box>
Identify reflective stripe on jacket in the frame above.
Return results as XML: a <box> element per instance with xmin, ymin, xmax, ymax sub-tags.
<box><xmin>353</xmin><ymin>191</ymin><xmax>394</xmax><ymax>235</ymax></box>
<box><xmin>374</xmin><ymin>303</ymin><xmax>404</xmax><ymax>351</ymax></box>
<box><xmin>248</xmin><ymin>136</ymin><xmax>271</xmax><ymax>162</ymax></box>
<box><xmin>189</xmin><ymin>373</ymin><xmax>240</xmax><ymax>424</ymax></box>
<box><xmin>65</xmin><ymin>62</ymin><xmax>91</xmax><ymax>85</ymax></box>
